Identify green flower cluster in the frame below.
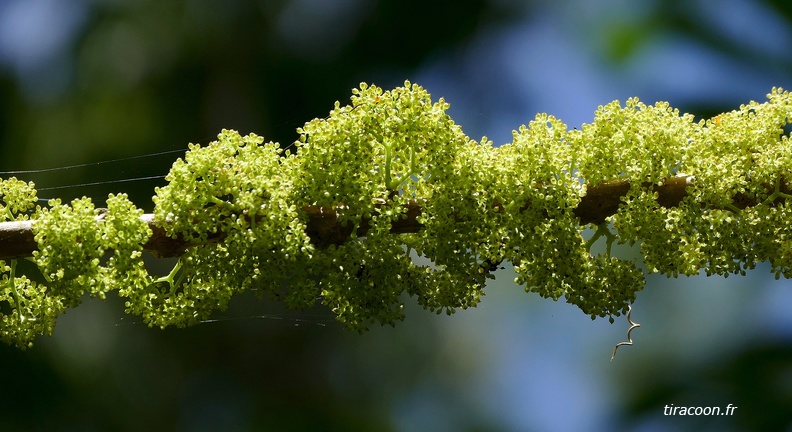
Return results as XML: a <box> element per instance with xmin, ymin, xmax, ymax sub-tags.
<box><xmin>0</xmin><ymin>178</ymin><xmax>151</xmax><ymax>347</ymax></box>
<box><xmin>0</xmin><ymin>177</ymin><xmax>37</xmax><ymax>220</ymax></box>
<box><xmin>35</xmin><ymin>195</ymin><xmax>150</xmax><ymax>303</ymax></box>
<box><xmin>147</xmin><ymin>131</ymin><xmax>311</xmax><ymax>328</ymax></box>
<box><xmin>496</xmin><ymin>115</ymin><xmax>646</xmax><ymax>321</ymax></box>
<box><xmin>0</xmin><ymin>82</ymin><xmax>791</xmax><ymax>347</ymax></box>
<box><xmin>611</xmin><ymin>89</ymin><xmax>792</xmax><ymax>279</ymax></box>
<box><xmin>290</xmin><ymin>83</ymin><xmax>495</xmax><ymax>328</ymax></box>
<box><xmin>0</xmin><ymin>178</ymin><xmax>57</xmax><ymax>348</ymax></box>
<box><xmin>31</xmin><ymin>195</ymin><xmax>150</xmax><ymax>349</ymax></box>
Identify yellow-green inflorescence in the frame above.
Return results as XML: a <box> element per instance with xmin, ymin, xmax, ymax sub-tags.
<box><xmin>1</xmin><ymin>81</ymin><xmax>792</xmax><ymax>347</ymax></box>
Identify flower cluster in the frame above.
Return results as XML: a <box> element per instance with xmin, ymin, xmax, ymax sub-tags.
<box><xmin>0</xmin><ymin>83</ymin><xmax>791</xmax><ymax>347</ymax></box>
<box><xmin>0</xmin><ymin>181</ymin><xmax>150</xmax><ymax>347</ymax></box>
<box><xmin>146</xmin><ymin>130</ymin><xmax>312</xmax><ymax>327</ymax></box>
<box><xmin>0</xmin><ymin>178</ymin><xmax>59</xmax><ymax>348</ymax></box>
<box><xmin>291</xmin><ymin>82</ymin><xmax>495</xmax><ymax>329</ymax></box>
<box><xmin>612</xmin><ymin>89</ymin><xmax>792</xmax><ymax>279</ymax></box>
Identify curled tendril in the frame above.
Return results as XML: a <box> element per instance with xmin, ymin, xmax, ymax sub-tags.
<box><xmin>611</xmin><ymin>304</ymin><xmax>640</xmax><ymax>361</ymax></box>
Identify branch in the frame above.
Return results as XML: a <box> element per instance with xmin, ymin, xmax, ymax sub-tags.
<box><xmin>1</xmin><ymin>174</ymin><xmax>786</xmax><ymax>261</ymax></box>
<box><xmin>4</xmin><ymin>82</ymin><xmax>792</xmax><ymax>351</ymax></box>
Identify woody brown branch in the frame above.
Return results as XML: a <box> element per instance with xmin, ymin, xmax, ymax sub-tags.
<box><xmin>0</xmin><ymin>175</ymin><xmax>784</xmax><ymax>260</ymax></box>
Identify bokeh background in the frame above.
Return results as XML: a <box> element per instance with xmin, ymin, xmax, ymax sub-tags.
<box><xmin>1</xmin><ymin>0</ymin><xmax>792</xmax><ymax>430</ymax></box>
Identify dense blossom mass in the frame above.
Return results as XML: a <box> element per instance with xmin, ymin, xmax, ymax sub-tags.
<box><xmin>0</xmin><ymin>82</ymin><xmax>791</xmax><ymax>348</ymax></box>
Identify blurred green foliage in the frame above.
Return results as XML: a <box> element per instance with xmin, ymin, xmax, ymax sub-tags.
<box><xmin>1</xmin><ymin>0</ymin><xmax>792</xmax><ymax>431</ymax></box>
